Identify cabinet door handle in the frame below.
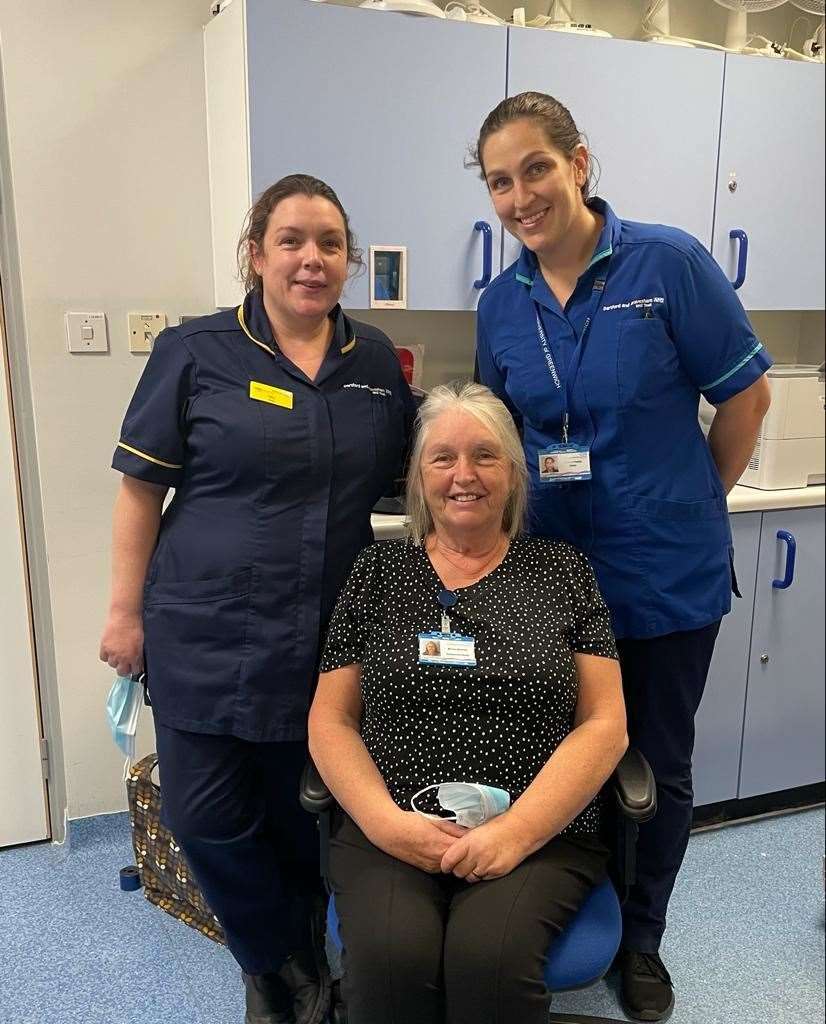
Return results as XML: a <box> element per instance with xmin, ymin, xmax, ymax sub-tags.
<box><xmin>474</xmin><ymin>221</ymin><xmax>492</xmax><ymax>290</ymax></box>
<box><xmin>729</xmin><ymin>229</ymin><xmax>749</xmax><ymax>290</ymax></box>
<box><xmin>772</xmin><ymin>529</ymin><xmax>797</xmax><ymax>589</ymax></box>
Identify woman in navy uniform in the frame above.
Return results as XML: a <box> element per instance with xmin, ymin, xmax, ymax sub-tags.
<box><xmin>472</xmin><ymin>93</ymin><xmax>771</xmax><ymax>1023</ymax></box>
<box><xmin>99</xmin><ymin>174</ymin><xmax>416</xmax><ymax>1024</ymax></box>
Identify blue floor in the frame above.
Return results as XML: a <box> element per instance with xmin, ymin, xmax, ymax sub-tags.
<box><xmin>0</xmin><ymin>808</ymin><xmax>823</xmax><ymax>1024</ymax></box>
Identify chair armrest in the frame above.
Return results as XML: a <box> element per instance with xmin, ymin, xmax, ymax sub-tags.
<box><xmin>300</xmin><ymin>759</ymin><xmax>335</xmax><ymax>815</ymax></box>
<box><xmin>611</xmin><ymin>748</ymin><xmax>656</xmax><ymax>823</ymax></box>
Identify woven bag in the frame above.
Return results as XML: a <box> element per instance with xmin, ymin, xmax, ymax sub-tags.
<box><xmin>126</xmin><ymin>753</ymin><xmax>225</xmax><ymax>944</ymax></box>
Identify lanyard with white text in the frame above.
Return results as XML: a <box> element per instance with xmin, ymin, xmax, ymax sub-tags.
<box><xmin>534</xmin><ymin>271</ymin><xmax>609</xmax><ymax>443</ymax></box>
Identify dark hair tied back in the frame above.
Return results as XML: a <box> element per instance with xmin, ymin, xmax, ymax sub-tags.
<box><xmin>468</xmin><ymin>91</ymin><xmax>599</xmax><ymax>200</ymax></box>
<box><xmin>237</xmin><ymin>173</ymin><xmax>364</xmax><ymax>293</ymax></box>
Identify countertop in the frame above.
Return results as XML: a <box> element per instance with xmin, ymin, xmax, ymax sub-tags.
<box><xmin>372</xmin><ymin>485</ymin><xmax>825</xmax><ymax>539</ymax></box>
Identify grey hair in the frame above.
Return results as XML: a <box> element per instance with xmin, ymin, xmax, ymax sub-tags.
<box><xmin>406</xmin><ymin>380</ymin><xmax>528</xmax><ymax>545</ymax></box>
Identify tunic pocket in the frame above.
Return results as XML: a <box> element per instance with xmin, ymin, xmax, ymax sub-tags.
<box><xmin>143</xmin><ymin>570</ymin><xmax>252</xmax><ymax>725</ymax></box>
<box><xmin>617</xmin><ymin>318</ymin><xmax>681</xmax><ymax>406</ymax></box>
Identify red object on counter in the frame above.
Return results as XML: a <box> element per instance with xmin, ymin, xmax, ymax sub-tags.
<box><xmin>396</xmin><ymin>346</ymin><xmax>415</xmax><ymax>386</ymax></box>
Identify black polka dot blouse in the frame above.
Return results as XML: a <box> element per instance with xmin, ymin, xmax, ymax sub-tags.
<box><xmin>319</xmin><ymin>535</ymin><xmax>619</xmax><ymax>837</ymax></box>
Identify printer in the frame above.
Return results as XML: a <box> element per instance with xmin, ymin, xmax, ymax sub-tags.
<box><xmin>700</xmin><ymin>364</ymin><xmax>825</xmax><ymax>490</ymax></box>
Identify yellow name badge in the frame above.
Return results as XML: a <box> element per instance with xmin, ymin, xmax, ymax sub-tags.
<box><xmin>249</xmin><ymin>381</ymin><xmax>293</xmax><ymax>410</ymax></box>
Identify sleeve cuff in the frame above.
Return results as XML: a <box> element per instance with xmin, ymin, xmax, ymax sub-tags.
<box><xmin>112</xmin><ymin>440</ymin><xmax>182</xmax><ymax>487</ymax></box>
<box><xmin>701</xmin><ymin>343</ymin><xmax>773</xmax><ymax>405</ymax></box>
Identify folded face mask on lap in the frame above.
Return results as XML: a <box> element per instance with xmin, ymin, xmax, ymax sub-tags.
<box><xmin>105</xmin><ymin>674</ymin><xmax>144</xmax><ymax>763</ymax></box>
<box><xmin>411</xmin><ymin>781</ymin><xmax>511</xmax><ymax>829</ymax></box>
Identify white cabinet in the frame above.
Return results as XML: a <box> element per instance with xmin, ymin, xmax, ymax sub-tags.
<box><xmin>712</xmin><ymin>55</ymin><xmax>825</xmax><ymax>310</ymax></box>
<box><xmin>206</xmin><ymin>0</ymin><xmax>507</xmax><ymax>310</ymax></box>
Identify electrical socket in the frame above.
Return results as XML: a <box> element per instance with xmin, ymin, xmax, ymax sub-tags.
<box><xmin>128</xmin><ymin>312</ymin><xmax>167</xmax><ymax>354</ymax></box>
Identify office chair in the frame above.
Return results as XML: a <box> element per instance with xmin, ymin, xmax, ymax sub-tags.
<box><xmin>300</xmin><ymin>748</ymin><xmax>656</xmax><ymax>1024</ymax></box>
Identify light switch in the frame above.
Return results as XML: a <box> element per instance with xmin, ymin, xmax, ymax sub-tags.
<box><xmin>66</xmin><ymin>312</ymin><xmax>108</xmax><ymax>353</ymax></box>
<box><xmin>128</xmin><ymin>312</ymin><xmax>167</xmax><ymax>354</ymax></box>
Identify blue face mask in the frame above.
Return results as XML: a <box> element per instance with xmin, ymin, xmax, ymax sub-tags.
<box><xmin>105</xmin><ymin>674</ymin><xmax>144</xmax><ymax>763</ymax></box>
<box><xmin>411</xmin><ymin>781</ymin><xmax>511</xmax><ymax>829</ymax></box>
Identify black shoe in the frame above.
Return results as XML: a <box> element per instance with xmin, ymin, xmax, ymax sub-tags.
<box><xmin>243</xmin><ymin>971</ymin><xmax>295</xmax><ymax>1024</ymax></box>
<box><xmin>617</xmin><ymin>950</ymin><xmax>675</xmax><ymax>1022</ymax></box>
<box><xmin>279</xmin><ymin>948</ymin><xmax>330</xmax><ymax>1024</ymax></box>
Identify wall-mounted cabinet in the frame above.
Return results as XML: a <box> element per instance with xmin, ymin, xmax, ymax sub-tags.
<box><xmin>206</xmin><ymin>1</ymin><xmax>824</xmax><ymax>312</ymax></box>
<box><xmin>505</xmin><ymin>29</ymin><xmax>726</xmax><ymax>268</ymax></box>
<box><xmin>206</xmin><ymin>0</ymin><xmax>506</xmax><ymax>310</ymax></box>
<box><xmin>712</xmin><ymin>55</ymin><xmax>825</xmax><ymax>311</ymax></box>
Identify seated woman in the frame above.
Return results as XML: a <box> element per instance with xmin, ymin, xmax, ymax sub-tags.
<box><xmin>308</xmin><ymin>381</ymin><xmax>628</xmax><ymax>1024</ymax></box>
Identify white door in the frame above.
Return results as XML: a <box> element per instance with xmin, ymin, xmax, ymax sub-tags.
<box><xmin>0</xmin><ymin>301</ymin><xmax>49</xmax><ymax>847</ymax></box>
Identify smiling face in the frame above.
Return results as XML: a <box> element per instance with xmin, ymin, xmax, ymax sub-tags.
<box><xmin>251</xmin><ymin>194</ymin><xmax>349</xmax><ymax>326</ymax></box>
<box><xmin>421</xmin><ymin>409</ymin><xmax>513</xmax><ymax>541</ymax></box>
<box><xmin>481</xmin><ymin>118</ymin><xmax>590</xmax><ymax>263</ymax></box>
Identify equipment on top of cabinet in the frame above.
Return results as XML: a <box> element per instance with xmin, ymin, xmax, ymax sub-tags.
<box><xmin>643</xmin><ymin>0</ymin><xmax>789</xmax><ymax>54</ymax></box>
<box><xmin>698</xmin><ymin>365</ymin><xmax>825</xmax><ymax>489</ymax></box>
<box><xmin>713</xmin><ymin>0</ymin><xmax>788</xmax><ymax>55</ymax></box>
<box><xmin>741</xmin><ymin>365</ymin><xmax>825</xmax><ymax>489</ymax></box>
<box><xmin>511</xmin><ymin>2</ymin><xmax>612</xmax><ymax>37</ymax></box>
<box><xmin>786</xmin><ymin>0</ymin><xmax>825</xmax><ymax>60</ymax></box>
<box><xmin>445</xmin><ymin>2</ymin><xmax>504</xmax><ymax>24</ymax></box>
<box><xmin>359</xmin><ymin>0</ymin><xmax>446</xmax><ymax>16</ymax></box>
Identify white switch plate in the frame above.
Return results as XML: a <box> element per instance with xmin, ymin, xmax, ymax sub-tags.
<box><xmin>128</xmin><ymin>312</ymin><xmax>167</xmax><ymax>353</ymax></box>
<box><xmin>65</xmin><ymin>312</ymin><xmax>108</xmax><ymax>353</ymax></box>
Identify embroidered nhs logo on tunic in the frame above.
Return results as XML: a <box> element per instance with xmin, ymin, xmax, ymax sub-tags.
<box><xmin>342</xmin><ymin>383</ymin><xmax>392</xmax><ymax>397</ymax></box>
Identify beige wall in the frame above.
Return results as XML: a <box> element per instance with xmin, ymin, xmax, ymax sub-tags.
<box><xmin>0</xmin><ymin>0</ymin><xmax>215</xmax><ymax>818</ymax></box>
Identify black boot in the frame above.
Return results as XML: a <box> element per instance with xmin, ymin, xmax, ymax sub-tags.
<box><xmin>242</xmin><ymin>971</ymin><xmax>295</xmax><ymax>1024</ymax></box>
<box><xmin>283</xmin><ymin>893</ymin><xmax>332</xmax><ymax>1024</ymax></box>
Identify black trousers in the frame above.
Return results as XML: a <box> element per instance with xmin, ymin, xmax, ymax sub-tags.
<box><xmin>154</xmin><ymin>722</ymin><xmax>322</xmax><ymax>974</ymax></box>
<box><xmin>617</xmin><ymin>619</ymin><xmax>722</xmax><ymax>953</ymax></box>
<box><xmin>329</xmin><ymin>814</ymin><xmax>609</xmax><ymax>1024</ymax></box>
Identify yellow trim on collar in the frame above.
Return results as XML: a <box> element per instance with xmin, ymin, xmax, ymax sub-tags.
<box><xmin>238</xmin><ymin>303</ymin><xmax>355</xmax><ymax>357</ymax></box>
<box><xmin>117</xmin><ymin>442</ymin><xmax>182</xmax><ymax>470</ymax></box>
<box><xmin>237</xmin><ymin>304</ymin><xmax>275</xmax><ymax>358</ymax></box>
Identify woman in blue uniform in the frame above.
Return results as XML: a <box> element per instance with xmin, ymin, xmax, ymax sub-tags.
<box><xmin>99</xmin><ymin>174</ymin><xmax>416</xmax><ymax>1024</ymax></box>
<box><xmin>472</xmin><ymin>93</ymin><xmax>771</xmax><ymax>1023</ymax></box>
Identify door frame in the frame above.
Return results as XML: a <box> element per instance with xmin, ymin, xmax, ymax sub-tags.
<box><xmin>0</xmin><ymin>47</ymin><xmax>67</xmax><ymax>844</ymax></box>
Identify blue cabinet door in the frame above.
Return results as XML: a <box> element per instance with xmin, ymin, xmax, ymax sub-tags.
<box><xmin>504</xmin><ymin>29</ymin><xmax>725</xmax><ymax>269</ymax></box>
<box><xmin>739</xmin><ymin>507</ymin><xmax>826</xmax><ymax>798</ymax></box>
<box><xmin>244</xmin><ymin>0</ymin><xmax>507</xmax><ymax>310</ymax></box>
<box><xmin>713</xmin><ymin>56</ymin><xmax>825</xmax><ymax>310</ymax></box>
<box><xmin>693</xmin><ymin>512</ymin><xmax>761</xmax><ymax>807</ymax></box>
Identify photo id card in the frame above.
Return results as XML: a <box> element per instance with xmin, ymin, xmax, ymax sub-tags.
<box><xmin>418</xmin><ymin>631</ymin><xmax>477</xmax><ymax>667</ymax></box>
<box><xmin>538</xmin><ymin>444</ymin><xmax>592</xmax><ymax>483</ymax></box>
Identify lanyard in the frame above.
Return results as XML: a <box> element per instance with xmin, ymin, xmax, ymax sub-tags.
<box><xmin>533</xmin><ymin>270</ymin><xmax>609</xmax><ymax>443</ymax></box>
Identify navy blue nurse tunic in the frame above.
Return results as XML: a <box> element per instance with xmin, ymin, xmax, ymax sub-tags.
<box><xmin>476</xmin><ymin>199</ymin><xmax>772</xmax><ymax>640</ymax></box>
<box><xmin>112</xmin><ymin>291</ymin><xmax>416</xmax><ymax>741</ymax></box>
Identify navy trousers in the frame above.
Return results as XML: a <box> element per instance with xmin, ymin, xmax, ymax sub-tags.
<box><xmin>154</xmin><ymin>722</ymin><xmax>322</xmax><ymax>975</ymax></box>
<box><xmin>617</xmin><ymin>620</ymin><xmax>721</xmax><ymax>953</ymax></box>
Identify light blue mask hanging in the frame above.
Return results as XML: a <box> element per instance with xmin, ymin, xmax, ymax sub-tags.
<box><xmin>410</xmin><ymin>781</ymin><xmax>511</xmax><ymax>829</ymax></box>
<box><xmin>105</xmin><ymin>674</ymin><xmax>144</xmax><ymax>776</ymax></box>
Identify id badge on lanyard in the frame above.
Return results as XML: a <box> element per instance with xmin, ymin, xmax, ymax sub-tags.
<box><xmin>418</xmin><ymin>589</ymin><xmax>476</xmax><ymax>667</ymax></box>
<box><xmin>534</xmin><ymin>271</ymin><xmax>606</xmax><ymax>485</ymax></box>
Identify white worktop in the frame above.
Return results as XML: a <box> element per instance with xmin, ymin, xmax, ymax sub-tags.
<box><xmin>371</xmin><ymin>485</ymin><xmax>824</xmax><ymax>540</ymax></box>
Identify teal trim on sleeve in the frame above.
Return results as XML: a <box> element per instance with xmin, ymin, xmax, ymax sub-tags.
<box><xmin>515</xmin><ymin>272</ymin><xmax>533</xmax><ymax>286</ymax></box>
<box><xmin>700</xmin><ymin>342</ymin><xmax>764</xmax><ymax>392</ymax></box>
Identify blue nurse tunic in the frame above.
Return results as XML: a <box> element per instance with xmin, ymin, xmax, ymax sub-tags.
<box><xmin>476</xmin><ymin>199</ymin><xmax>772</xmax><ymax>640</ymax></box>
<box><xmin>112</xmin><ymin>290</ymin><xmax>416</xmax><ymax>741</ymax></box>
